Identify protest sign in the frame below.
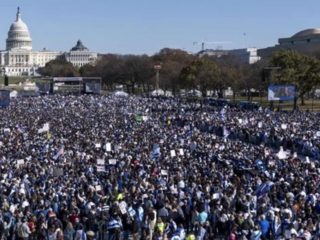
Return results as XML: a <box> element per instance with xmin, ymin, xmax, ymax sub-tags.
<box><xmin>16</xmin><ymin>159</ymin><xmax>24</xmax><ymax>167</ymax></box>
<box><xmin>38</xmin><ymin>123</ymin><xmax>50</xmax><ymax>133</ymax></box>
<box><xmin>97</xmin><ymin>166</ymin><xmax>105</xmax><ymax>172</ymax></box>
<box><xmin>161</xmin><ymin>169</ymin><xmax>168</xmax><ymax>176</ymax></box>
<box><xmin>170</xmin><ymin>150</ymin><xmax>176</xmax><ymax>157</ymax></box>
<box><xmin>109</xmin><ymin>159</ymin><xmax>117</xmax><ymax>165</ymax></box>
<box><xmin>119</xmin><ymin>201</ymin><xmax>127</xmax><ymax>214</ymax></box>
<box><xmin>53</xmin><ymin>168</ymin><xmax>64</xmax><ymax>177</ymax></box>
<box><xmin>97</xmin><ymin>159</ymin><xmax>105</xmax><ymax>165</ymax></box>
<box><xmin>179</xmin><ymin>149</ymin><xmax>184</xmax><ymax>156</ymax></box>
<box><xmin>106</xmin><ymin>143</ymin><xmax>112</xmax><ymax>152</ymax></box>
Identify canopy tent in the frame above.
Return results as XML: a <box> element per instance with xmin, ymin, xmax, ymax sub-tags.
<box><xmin>150</xmin><ymin>89</ymin><xmax>173</xmax><ymax>97</ymax></box>
<box><xmin>112</xmin><ymin>90</ymin><xmax>129</xmax><ymax>97</ymax></box>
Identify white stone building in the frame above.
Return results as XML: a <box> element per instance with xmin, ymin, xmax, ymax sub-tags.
<box><xmin>0</xmin><ymin>8</ymin><xmax>97</xmax><ymax>76</ymax></box>
<box><xmin>64</xmin><ymin>40</ymin><xmax>97</xmax><ymax>68</ymax></box>
<box><xmin>198</xmin><ymin>48</ymin><xmax>261</xmax><ymax>64</ymax></box>
<box><xmin>0</xmin><ymin>8</ymin><xmax>61</xmax><ymax>76</ymax></box>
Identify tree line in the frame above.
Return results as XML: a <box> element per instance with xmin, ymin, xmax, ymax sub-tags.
<box><xmin>38</xmin><ymin>48</ymin><xmax>320</xmax><ymax>104</ymax></box>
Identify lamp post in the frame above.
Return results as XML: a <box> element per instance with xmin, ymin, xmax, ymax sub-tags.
<box><xmin>154</xmin><ymin>64</ymin><xmax>162</xmax><ymax>91</ymax></box>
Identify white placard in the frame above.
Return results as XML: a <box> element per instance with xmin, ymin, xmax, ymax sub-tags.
<box><xmin>258</xmin><ymin>122</ymin><xmax>263</xmax><ymax>128</ymax></box>
<box><xmin>109</xmin><ymin>159</ymin><xmax>117</xmax><ymax>165</ymax></box>
<box><xmin>281</xmin><ymin>124</ymin><xmax>287</xmax><ymax>130</ymax></box>
<box><xmin>43</xmin><ymin>123</ymin><xmax>50</xmax><ymax>132</ymax></box>
<box><xmin>16</xmin><ymin>159</ymin><xmax>25</xmax><ymax>166</ymax></box>
<box><xmin>170</xmin><ymin>150</ymin><xmax>176</xmax><ymax>157</ymax></box>
<box><xmin>95</xmin><ymin>143</ymin><xmax>101</xmax><ymax>148</ymax></box>
<box><xmin>38</xmin><ymin>123</ymin><xmax>50</xmax><ymax>133</ymax></box>
<box><xmin>95</xmin><ymin>185</ymin><xmax>102</xmax><ymax>191</ymax></box>
<box><xmin>142</xmin><ymin>116</ymin><xmax>148</xmax><ymax>122</ymax></box>
<box><xmin>212</xmin><ymin>193</ymin><xmax>220</xmax><ymax>200</ymax></box>
<box><xmin>97</xmin><ymin>159</ymin><xmax>105</xmax><ymax>165</ymax></box>
<box><xmin>106</xmin><ymin>143</ymin><xmax>111</xmax><ymax>152</ymax></box>
<box><xmin>316</xmin><ymin>131</ymin><xmax>320</xmax><ymax>137</ymax></box>
<box><xmin>277</xmin><ymin>148</ymin><xmax>289</xmax><ymax>160</ymax></box>
<box><xmin>119</xmin><ymin>201</ymin><xmax>127</xmax><ymax>214</ymax></box>
<box><xmin>161</xmin><ymin>170</ymin><xmax>168</xmax><ymax>176</ymax></box>
<box><xmin>97</xmin><ymin>166</ymin><xmax>105</xmax><ymax>172</ymax></box>
<box><xmin>179</xmin><ymin>149</ymin><xmax>184</xmax><ymax>156</ymax></box>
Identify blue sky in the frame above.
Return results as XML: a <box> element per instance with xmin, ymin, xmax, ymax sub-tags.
<box><xmin>0</xmin><ymin>0</ymin><xmax>319</xmax><ymax>55</ymax></box>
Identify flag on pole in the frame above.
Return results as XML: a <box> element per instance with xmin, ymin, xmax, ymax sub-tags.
<box><xmin>53</xmin><ymin>146</ymin><xmax>64</xmax><ymax>160</ymax></box>
<box><xmin>38</xmin><ymin>123</ymin><xmax>50</xmax><ymax>133</ymax></box>
<box><xmin>256</xmin><ymin>181</ymin><xmax>274</xmax><ymax>199</ymax></box>
<box><xmin>151</xmin><ymin>144</ymin><xmax>161</xmax><ymax>160</ymax></box>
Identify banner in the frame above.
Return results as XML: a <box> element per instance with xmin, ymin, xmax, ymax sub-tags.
<box><xmin>36</xmin><ymin>82</ymin><xmax>52</xmax><ymax>94</ymax></box>
<box><xmin>84</xmin><ymin>82</ymin><xmax>101</xmax><ymax>94</ymax></box>
<box><xmin>268</xmin><ymin>84</ymin><xmax>295</xmax><ymax>101</ymax></box>
<box><xmin>0</xmin><ymin>90</ymin><xmax>10</xmax><ymax>108</ymax></box>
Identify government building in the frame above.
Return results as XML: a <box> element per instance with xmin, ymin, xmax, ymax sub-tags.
<box><xmin>258</xmin><ymin>28</ymin><xmax>320</xmax><ymax>58</ymax></box>
<box><xmin>198</xmin><ymin>48</ymin><xmax>261</xmax><ymax>64</ymax></box>
<box><xmin>0</xmin><ymin>8</ymin><xmax>97</xmax><ymax>76</ymax></box>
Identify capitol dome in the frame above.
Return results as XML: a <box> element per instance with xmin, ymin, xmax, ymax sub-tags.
<box><xmin>71</xmin><ymin>40</ymin><xmax>89</xmax><ymax>51</ymax></box>
<box><xmin>6</xmin><ymin>7</ymin><xmax>32</xmax><ymax>51</ymax></box>
<box><xmin>292</xmin><ymin>28</ymin><xmax>320</xmax><ymax>38</ymax></box>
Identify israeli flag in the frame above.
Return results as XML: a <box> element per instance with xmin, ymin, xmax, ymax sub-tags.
<box><xmin>256</xmin><ymin>181</ymin><xmax>274</xmax><ymax>199</ymax></box>
<box><xmin>151</xmin><ymin>144</ymin><xmax>161</xmax><ymax>160</ymax></box>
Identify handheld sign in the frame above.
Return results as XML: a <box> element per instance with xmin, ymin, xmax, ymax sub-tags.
<box><xmin>170</xmin><ymin>150</ymin><xmax>176</xmax><ymax>157</ymax></box>
<box><xmin>179</xmin><ymin>149</ymin><xmax>184</xmax><ymax>156</ymax></box>
<box><xmin>106</xmin><ymin>143</ymin><xmax>112</xmax><ymax>152</ymax></box>
<box><xmin>109</xmin><ymin>159</ymin><xmax>117</xmax><ymax>165</ymax></box>
<box><xmin>97</xmin><ymin>159</ymin><xmax>105</xmax><ymax>165</ymax></box>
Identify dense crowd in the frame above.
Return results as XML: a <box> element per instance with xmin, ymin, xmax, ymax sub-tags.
<box><xmin>0</xmin><ymin>94</ymin><xmax>319</xmax><ymax>240</ymax></box>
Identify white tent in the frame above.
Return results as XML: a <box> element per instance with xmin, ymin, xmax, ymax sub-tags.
<box><xmin>112</xmin><ymin>91</ymin><xmax>129</xmax><ymax>97</ymax></box>
<box><xmin>187</xmin><ymin>90</ymin><xmax>202</xmax><ymax>97</ymax></box>
<box><xmin>150</xmin><ymin>89</ymin><xmax>173</xmax><ymax>97</ymax></box>
<box><xmin>10</xmin><ymin>90</ymin><xmax>18</xmax><ymax>98</ymax></box>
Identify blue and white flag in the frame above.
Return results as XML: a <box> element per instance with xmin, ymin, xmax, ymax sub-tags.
<box><xmin>151</xmin><ymin>144</ymin><xmax>161</xmax><ymax>160</ymax></box>
<box><xmin>220</xmin><ymin>108</ymin><xmax>226</xmax><ymax>121</ymax></box>
<box><xmin>223</xmin><ymin>126</ymin><xmax>229</xmax><ymax>138</ymax></box>
<box><xmin>256</xmin><ymin>181</ymin><xmax>274</xmax><ymax>199</ymax></box>
<box><xmin>53</xmin><ymin>146</ymin><xmax>64</xmax><ymax>160</ymax></box>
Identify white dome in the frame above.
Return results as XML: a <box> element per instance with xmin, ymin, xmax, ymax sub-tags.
<box><xmin>6</xmin><ymin>7</ymin><xmax>32</xmax><ymax>51</ymax></box>
<box><xmin>292</xmin><ymin>28</ymin><xmax>320</xmax><ymax>38</ymax></box>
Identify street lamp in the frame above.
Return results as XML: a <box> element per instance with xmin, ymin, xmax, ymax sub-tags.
<box><xmin>154</xmin><ymin>63</ymin><xmax>162</xmax><ymax>91</ymax></box>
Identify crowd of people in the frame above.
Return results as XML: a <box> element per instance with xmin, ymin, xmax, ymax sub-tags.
<box><xmin>0</xmin><ymin>94</ymin><xmax>319</xmax><ymax>240</ymax></box>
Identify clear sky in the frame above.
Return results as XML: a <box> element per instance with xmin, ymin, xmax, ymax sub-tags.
<box><xmin>0</xmin><ymin>0</ymin><xmax>319</xmax><ymax>55</ymax></box>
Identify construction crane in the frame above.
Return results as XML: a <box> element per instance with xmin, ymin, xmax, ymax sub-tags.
<box><xmin>193</xmin><ymin>41</ymin><xmax>232</xmax><ymax>51</ymax></box>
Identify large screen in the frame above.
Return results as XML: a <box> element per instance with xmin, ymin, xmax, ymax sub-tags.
<box><xmin>0</xmin><ymin>90</ymin><xmax>10</xmax><ymax>108</ymax></box>
<box><xmin>84</xmin><ymin>82</ymin><xmax>101</xmax><ymax>94</ymax></box>
<box><xmin>36</xmin><ymin>82</ymin><xmax>53</xmax><ymax>94</ymax></box>
<box><xmin>268</xmin><ymin>84</ymin><xmax>296</xmax><ymax>101</ymax></box>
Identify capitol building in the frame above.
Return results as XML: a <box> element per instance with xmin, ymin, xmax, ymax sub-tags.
<box><xmin>0</xmin><ymin>8</ymin><xmax>97</xmax><ymax>76</ymax></box>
